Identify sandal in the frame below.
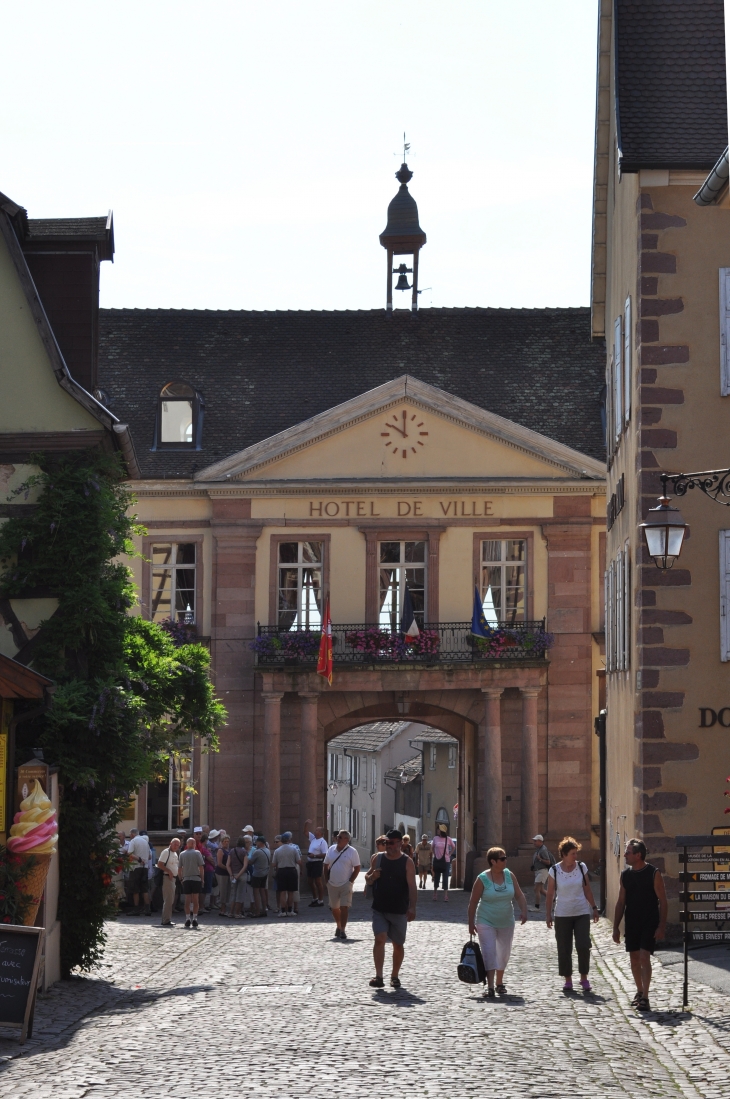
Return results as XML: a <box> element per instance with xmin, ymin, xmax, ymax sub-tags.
<box><xmin>390</xmin><ymin>976</ymin><xmax>401</xmax><ymax>989</ymax></box>
<box><xmin>631</xmin><ymin>991</ymin><xmax>642</xmax><ymax>1006</ymax></box>
<box><xmin>485</xmin><ymin>987</ymin><xmax>496</xmax><ymax>998</ymax></box>
<box><xmin>637</xmin><ymin>996</ymin><xmax>651</xmax><ymax>1012</ymax></box>
<box><xmin>496</xmin><ymin>983</ymin><xmax>507</xmax><ymax>995</ymax></box>
<box><xmin>369</xmin><ymin>976</ymin><xmax>384</xmax><ymax>988</ymax></box>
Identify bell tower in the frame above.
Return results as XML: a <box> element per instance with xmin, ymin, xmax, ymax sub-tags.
<box><xmin>379</xmin><ymin>161</ymin><xmax>427</xmax><ymax>313</ymax></box>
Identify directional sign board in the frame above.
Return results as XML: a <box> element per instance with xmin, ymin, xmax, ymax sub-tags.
<box><xmin>682</xmin><ymin>911</ymin><xmax>730</xmax><ymax>921</ymax></box>
<box><xmin>679</xmin><ymin>854</ymin><xmax>730</xmax><ymax>863</ymax></box>
<box><xmin>687</xmin><ymin>892</ymin><xmax>730</xmax><ymax>902</ymax></box>
<box><xmin>689</xmin><ymin>931</ymin><xmax>730</xmax><ymax>942</ymax></box>
<box><xmin>680</xmin><ymin>872</ymin><xmax>730</xmax><ymax>882</ymax></box>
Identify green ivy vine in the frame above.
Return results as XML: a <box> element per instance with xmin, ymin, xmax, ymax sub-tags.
<box><xmin>0</xmin><ymin>450</ymin><xmax>226</xmax><ymax>975</ymax></box>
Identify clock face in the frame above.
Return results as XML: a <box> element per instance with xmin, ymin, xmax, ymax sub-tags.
<box><xmin>381</xmin><ymin>409</ymin><xmax>429</xmax><ymax>459</ymax></box>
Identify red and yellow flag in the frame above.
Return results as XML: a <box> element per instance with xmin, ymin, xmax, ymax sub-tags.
<box><xmin>317</xmin><ymin>596</ymin><xmax>333</xmax><ymax>685</ymax></box>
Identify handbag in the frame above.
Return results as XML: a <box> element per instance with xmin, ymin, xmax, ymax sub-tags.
<box><xmin>457</xmin><ymin>936</ymin><xmax>486</xmax><ymax>985</ymax></box>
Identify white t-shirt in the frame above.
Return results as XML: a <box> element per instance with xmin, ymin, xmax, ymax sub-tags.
<box><xmin>307</xmin><ymin>833</ymin><xmax>328</xmax><ymax>860</ymax></box>
<box><xmin>549</xmin><ymin>862</ymin><xmax>593</xmax><ymax>918</ymax></box>
<box><xmin>324</xmin><ymin>843</ymin><xmax>361</xmax><ymax>887</ymax></box>
<box><xmin>158</xmin><ymin>847</ymin><xmax>180</xmax><ymax>877</ymax></box>
<box><xmin>127</xmin><ymin>835</ymin><xmax>150</xmax><ymax>865</ymax></box>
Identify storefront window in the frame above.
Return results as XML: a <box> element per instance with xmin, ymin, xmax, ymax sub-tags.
<box><xmin>278</xmin><ymin>541</ymin><xmax>323</xmax><ymax>629</ymax></box>
<box><xmin>150</xmin><ymin>543</ymin><xmax>196</xmax><ymax>623</ymax></box>
<box><xmin>379</xmin><ymin>541</ymin><xmax>426</xmax><ymax>630</ymax></box>
<box><xmin>480</xmin><ymin>539</ymin><xmax>526</xmax><ymax>624</ymax></box>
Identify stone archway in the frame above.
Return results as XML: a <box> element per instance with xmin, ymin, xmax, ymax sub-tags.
<box><xmin>321</xmin><ymin>703</ymin><xmax>476</xmax><ymax>885</ymax></box>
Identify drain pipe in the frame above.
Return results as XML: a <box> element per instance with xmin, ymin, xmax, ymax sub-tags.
<box><xmin>694</xmin><ymin>147</ymin><xmax>729</xmax><ymax>206</ymax></box>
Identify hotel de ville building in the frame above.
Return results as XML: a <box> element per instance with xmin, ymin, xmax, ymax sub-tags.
<box><xmin>89</xmin><ymin>159</ymin><xmax>607</xmax><ymax>886</ymax></box>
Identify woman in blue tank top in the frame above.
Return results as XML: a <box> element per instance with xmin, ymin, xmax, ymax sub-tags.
<box><xmin>467</xmin><ymin>846</ymin><xmax>528</xmax><ymax>997</ymax></box>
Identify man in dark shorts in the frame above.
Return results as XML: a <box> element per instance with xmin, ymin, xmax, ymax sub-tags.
<box><xmin>178</xmin><ymin>836</ymin><xmax>205</xmax><ymax>929</ymax></box>
<box><xmin>365</xmin><ymin>828</ymin><xmax>417</xmax><ymax>989</ymax></box>
<box><xmin>613</xmin><ymin>838</ymin><xmax>667</xmax><ymax>1011</ymax></box>
<box><xmin>304</xmin><ymin>819</ymin><xmax>327</xmax><ymax>907</ymax></box>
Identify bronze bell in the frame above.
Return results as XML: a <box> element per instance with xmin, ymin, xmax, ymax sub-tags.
<box><xmin>393</xmin><ymin>263</ymin><xmax>412</xmax><ymax>291</ymax></box>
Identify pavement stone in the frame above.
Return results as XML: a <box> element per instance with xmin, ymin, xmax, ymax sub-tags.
<box><xmin>1</xmin><ymin>888</ymin><xmax>730</xmax><ymax>1096</ymax></box>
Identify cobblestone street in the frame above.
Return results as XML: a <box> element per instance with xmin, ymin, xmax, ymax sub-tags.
<box><xmin>3</xmin><ymin>888</ymin><xmax>730</xmax><ymax>1098</ymax></box>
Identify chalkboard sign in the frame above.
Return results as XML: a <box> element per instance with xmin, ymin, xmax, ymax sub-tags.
<box><xmin>0</xmin><ymin>926</ymin><xmax>44</xmax><ymax>1042</ymax></box>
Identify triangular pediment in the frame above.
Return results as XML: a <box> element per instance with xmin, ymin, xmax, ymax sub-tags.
<box><xmin>194</xmin><ymin>376</ymin><xmax>605</xmax><ymax>483</ymax></box>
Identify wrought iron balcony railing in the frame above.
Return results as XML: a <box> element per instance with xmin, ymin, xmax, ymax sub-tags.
<box><xmin>252</xmin><ymin>620</ymin><xmax>551</xmax><ymax>666</ymax></box>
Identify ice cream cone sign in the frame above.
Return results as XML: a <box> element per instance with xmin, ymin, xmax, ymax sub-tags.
<box><xmin>8</xmin><ymin>780</ymin><xmax>58</xmax><ymax>926</ymax></box>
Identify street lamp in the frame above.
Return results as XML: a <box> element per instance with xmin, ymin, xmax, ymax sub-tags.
<box><xmin>640</xmin><ymin>496</ymin><xmax>688</xmax><ymax>570</ymax></box>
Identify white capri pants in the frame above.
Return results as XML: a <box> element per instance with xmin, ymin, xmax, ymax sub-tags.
<box><xmin>476</xmin><ymin>924</ymin><xmax>515</xmax><ymax>971</ymax></box>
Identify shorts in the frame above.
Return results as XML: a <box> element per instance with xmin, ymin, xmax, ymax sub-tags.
<box><xmin>372</xmin><ymin>910</ymin><xmax>408</xmax><ymax>946</ymax></box>
<box><xmin>251</xmin><ymin>876</ymin><xmax>269</xmax><ymax>890</ymax></box>
<box><xmin>276</xmin><ymin>867</ymin><xmax>298</xmax><ymax>892</ymax></box>
<box><xmin>129</xmin><ymin>866</ymin><xmax>148</xmax><ymax>894</ymax></box>
<box><xmin>534</xmin><ymin>869</ymin><xmax>549</xmax><ymax>885</ymax></box>
<box><xmin>306</xmin><ymin>861</ymin><xmax>324</xmax><ymax>878</ymax></box>
<box><xmin>182</xmin><ymin>880</ymin><xmax>202</xmax><ymax>894</ymax></box>
<box><xmin>327</xmin><ymin>882</ymin><xmax>354</xmax><ymax>909</ymax></box>
<box><xmin>417</xmin><ymin>863</ymin><xmax>431</xmax><ymax>874</ymax></box>
<box><xmin>624</xmin><ymin>919</ymin><xmax>659</xmax><ymax>954</ymax></box>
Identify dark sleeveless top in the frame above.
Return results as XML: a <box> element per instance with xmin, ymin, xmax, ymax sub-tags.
<box><xmin>372</xmin><ymin>853</ymin><xmax>410</xmax><ymax>914</ymax></box>
<box><xmin>621</xmin><ymin>863</ymin><xmax>659</xmax><ymax>925</ymax></box>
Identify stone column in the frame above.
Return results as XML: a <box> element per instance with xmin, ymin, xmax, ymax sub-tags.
<box><xmin>262</xmin><ymin>693</ymin><xmax>283</xmax><ymax>845</ymax></box>
<box><xmin>520</xmin><ymin>688</ymin><xmax>540</xmax><ymax>846</ymax></box>
<box><xmin>299</xmin><ymin>693</ymin><xmax>319</xmax><ymax>844</ymax></box>
<box><xmin>482</xmin><ymin>687</ymin><xmax>504</xmax><ymax>849</ymax></box>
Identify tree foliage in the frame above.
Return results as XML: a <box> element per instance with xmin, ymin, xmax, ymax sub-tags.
<box><xmin>0</xmin><ymin>451</ymin><xmax>226</xmax><ymax>974</ymax></box>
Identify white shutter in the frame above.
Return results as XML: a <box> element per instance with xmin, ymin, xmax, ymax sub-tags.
<box><xmin>624</xmin><ymin>297</ymin><xmax>632</xmax><ymax>425</ymax></box>
<box><xmin>604</xmin><ymin>568</ymin><xmax>610</xmax><ymax>671</ymax></box>
<box><xmin>720</xmin><ymin>531</ymin><xmax>730</xmax><ymax>660</ymax></box>
<box><xmin>624</xmin><ymin>542</ymin><xmax>631</xmax><ymax>670</ymax></box>
<box><xmin>720</xmin><ymin>270</ymin><xmax>730</xmax><ymax>396</ymax></box>
<box><xmin>616</xmin><ymin>552</ymin><xmax>624</xmax><ymax>670</ymax></box>
<box><xmin>606</xmin><ymin>353</ymin><xmax>614</xmax><ymax>458</ymax></box>
<box><xmin>614</xmin><ymin>316</ymin><xmax>623</xmax><ymax>442</ymax></box>
<box><xmin>607</xmin><ymin>562</ymin><xmax>615</xmax><ymax>672</ymax></box>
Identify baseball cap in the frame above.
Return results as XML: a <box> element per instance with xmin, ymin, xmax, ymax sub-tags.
<box><xmin>385</xmin><ymin>829</ymin><xmax>403</xmax><ymax>841</ymax></box>
<box><xmin>193</xmin><ymin>826</ymin><xmax>203</xmax><ymax>833</ymax></box>
<box><xmin>532</xmin><ymin>834</ymin><xmax>544</xmax><ymax>842</ymax></box>
<box><xmin>281</xmin><ymin>831</ymin><xmax>292</xmax><ymax>842</ymax></box>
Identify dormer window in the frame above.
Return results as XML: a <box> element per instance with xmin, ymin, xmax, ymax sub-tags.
<box><xmin>156</xmin><ymin>381</ymin><xmax>203</xmax><ymax>448</ymax></box>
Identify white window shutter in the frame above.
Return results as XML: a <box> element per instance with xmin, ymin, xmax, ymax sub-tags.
<box><xmin>720</xmin><ymin>531</ymin><xmax>730</xmax><ymax>660</ymax></box>
<box><xmin>624</xmin><ymin>542</ymin><xmax>631</xmax><ymax>670</ymax></box>
<box><xmin>607</xmin><ymin>562</ymin><xmax>615</xmax><ymax>672</ymax></box>
<box><xmin>606</xmin><ymin>353</ymin><xmax>614</xmax><ymax>458</ymax></box>
<box><xmin>604</xmin><ymin>569</ymin><xmax>610</xmax><ymax>671</ymax></box>
<box><xmin>720</xmin><ymin>270</ymin><xmax>730</xmax><ymax>396</ymax></box>
<box><xmin>624</xmin><ymin>297</ymin><xmax>632</xmax><ymax>425</ymax></box>
<box><xmin>614</xmin><ymin>316</ymin><xmax>623</xmax><ymax>442</ymax></box>
<box><xmin>616</xmin><ymin>552</ymin><xmax>624</xmax><ymax>670</ymax></box>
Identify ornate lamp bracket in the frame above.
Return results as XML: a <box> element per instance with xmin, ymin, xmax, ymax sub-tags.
<box><xmin>661</xmin><ymin>469</ymin><xmax>730</xmax><ymax>506</ymax></box>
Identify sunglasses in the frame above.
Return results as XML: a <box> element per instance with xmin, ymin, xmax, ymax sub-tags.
<box><xmin>493</xmin><ymin>856</ymin><xmax>507</xmax><ymax>862</ymax></box>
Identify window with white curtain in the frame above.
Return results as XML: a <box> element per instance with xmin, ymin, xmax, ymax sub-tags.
<box><xmin>605</xmin><ymin>544</ymin><xmax>630</xmax><ymax>673</ymax></box>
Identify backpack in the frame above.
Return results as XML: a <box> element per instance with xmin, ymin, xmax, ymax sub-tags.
<box><xmin>457</xmin><ymin>938</ymin><xmax>486</xmax><ymax>985</ymax></box>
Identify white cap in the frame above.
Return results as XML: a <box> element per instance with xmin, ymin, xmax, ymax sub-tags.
<box><xmin>532</xmin><ymin>834</ymin><xmax>544</xmax><ymax>842</ymax></box>
<box><xmin>243</xmin><ymin>824</ymin><xmax>254</xmax><ymax>833</ymax></box>
<box><xmin>193</xmin><ymin>826</ymin><xmax>203</xmax><ymax>833</ymax></box>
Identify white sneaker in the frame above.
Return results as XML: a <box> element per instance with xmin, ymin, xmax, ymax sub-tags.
<box><xmin>278</xmin><ymin>910</ymin><xmax>287</xmax><ymax>917</ymax></box>
<box><xmin>291</xmin><ymin>910</ymin><xmax>298</xmax><ymax>916</ymax></box>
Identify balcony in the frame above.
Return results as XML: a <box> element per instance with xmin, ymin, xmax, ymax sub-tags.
<box><xmin>252</xmin><ymin>620</ymin><xmax>551</xmax><ymax>666</ymax></box>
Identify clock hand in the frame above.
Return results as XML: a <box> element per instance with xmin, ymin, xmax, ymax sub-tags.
<box><xmin>402</xmin><ymin>411</ymin><xmax>408</xmax><ymax>438</ymax></box>
<box><xmin>388</xmin><ymin>421</ymin><xmax>407</xmax><ymax>437</ymax></box>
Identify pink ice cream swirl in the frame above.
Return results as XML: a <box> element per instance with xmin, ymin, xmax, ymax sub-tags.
<box><xmin>7</xmin><ymin>780</ymin><xmax>58</xmax><ymax>854</ymax></box>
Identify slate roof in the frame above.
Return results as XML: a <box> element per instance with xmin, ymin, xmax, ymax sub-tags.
<box><xmin>97</xmin><ymin>307</ymin><xmax>606</xmax><ymax>478</ymax></box>
<box><xmin>328</xmin><ymin>722</ymin><xmax>408</xmax><ymax>752</ymax></box>
<box><xmin>386</xmin><ymin>755</ymin><xmax>423</xmax><ymax>782</ymax></box>
<box><xmin>410</xmin><ymin>729</ymin><xmax>458</xmax><ymax>744</ymax></box>
<box><xmin>616</xmin><ymin>0</ymin><xmax>727</xmax><ymax>171</ymax></box>
<box><xmin>26</xmin><ymin>217</ymin><xmax>110</xmax><ymax>239</ymax></box>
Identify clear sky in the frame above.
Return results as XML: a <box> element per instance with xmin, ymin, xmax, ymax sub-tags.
<box><xmin>1</xmin><ymin>1</ymin><xmax>598</xmax><ymax>312</ymax></box>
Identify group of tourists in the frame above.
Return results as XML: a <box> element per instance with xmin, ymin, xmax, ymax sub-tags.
<box><xmin>118</xmin><ymin>820</ymin><xmax>668</xmax><ymax>1010</ymax></box>
<box><xmin>466</xmin><ymin>834</ymin><xmax>668</xmax><ymax>1011</ymax></box>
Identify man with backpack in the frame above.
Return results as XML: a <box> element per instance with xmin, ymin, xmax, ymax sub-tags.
<box><xmin>323</xmin><ymin>829</ymin><xmax>360</xmax><ymax>940</ymax></box>
<box><xmin>531</xmin><ymin>834</ymin><xmax>555</xmax><ymax>910</ymax></box>
<box><xmin>247</xmin><ymin>836</ymin><xmax>271</xmax><ymax>917</ymax></box>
